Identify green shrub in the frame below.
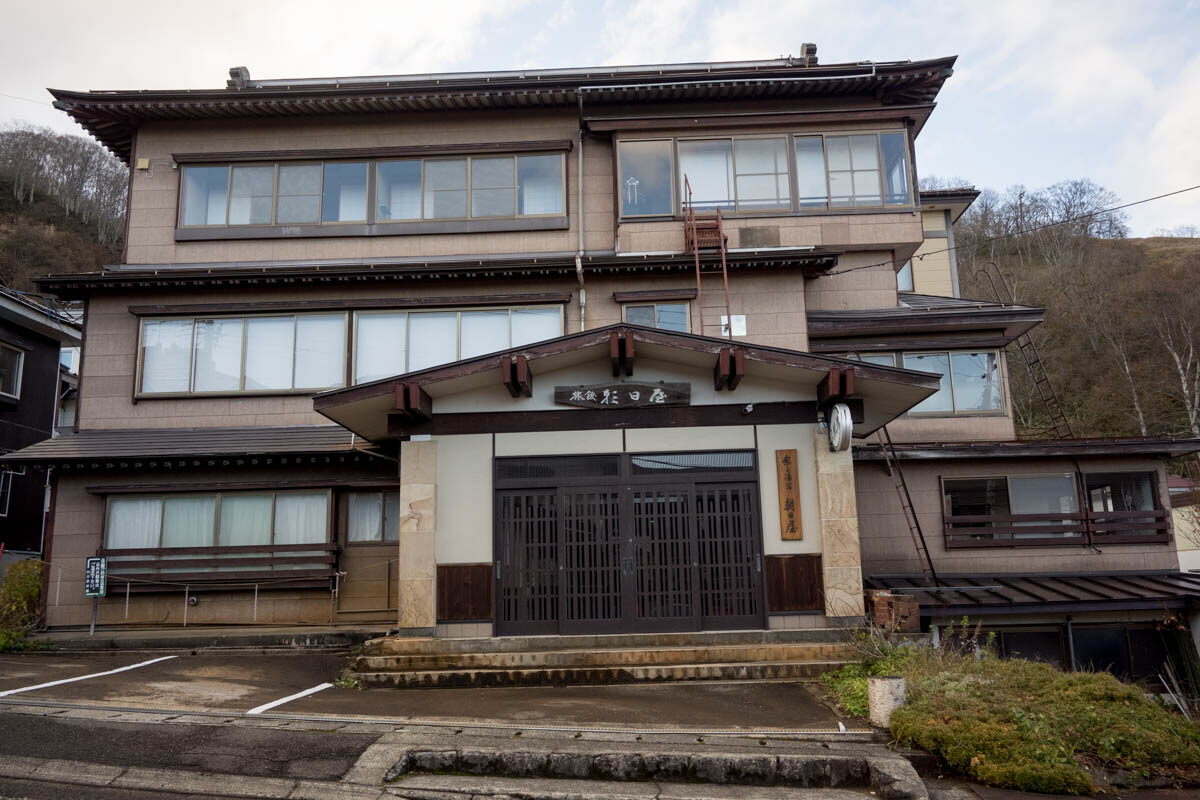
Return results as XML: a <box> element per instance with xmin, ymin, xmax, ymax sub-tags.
<box><xmin>0</xmin><ymin>560</ymin><xmax>46</xmax><ymax>652</ymax></box>
<box><xmin>821</xmin><ymin>627</ymin><xmax>1200</xmax><ymax>794</ymax></box>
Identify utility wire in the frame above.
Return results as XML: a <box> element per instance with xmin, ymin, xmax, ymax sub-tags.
<box><xmin>819</xmin><ymin>182</ymin><xmax>1200</xmax><ymax>279</ymax></box>
<box><xmin>0</xmin><ymin>91</ymin><xmax>51</xmax><ymax>106</ymax></box>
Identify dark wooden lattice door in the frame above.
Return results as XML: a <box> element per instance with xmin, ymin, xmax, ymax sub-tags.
<box><xmin>560</xmin><ymin>488</ymin><xmax>624</xmax><ymax>634</ymax></box>
<box><xmin>495</xmin><ymin>490</ymin><xmax>559</xmax><ymax>635</ymax></box>
<box><xmin>628</xmin><ymin>485</ymin><xmax>700</xmax><ymax>632</ymax></box>
<box><xmin>695</xmin><ymin>483</ymin><xmax>762</xmax><ymax>630</ymax></box>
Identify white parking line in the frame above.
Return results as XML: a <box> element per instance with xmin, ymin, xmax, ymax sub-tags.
<box><xmin>0</xmin><ymin>655</ymin><xmax>177</xmax><ymax>697</ymax></box>
<box><xmin>245</xmin><ymin>682</ymin><xmax>333</xmax><ymax>715</ymax></box>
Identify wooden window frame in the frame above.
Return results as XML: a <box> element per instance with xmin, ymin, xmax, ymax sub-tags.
<box><xmin>0</xmin><ymin>341</ymin><xmax>25</xmax><ymax>401</ymax></box>
<box><xmin>620</xmin><ymin>301</ymin><xmax>691</xmax><ymax>333</ymax></box>
<box><xmin>342</xmin><ymin>489</ymin><xmax>401</xmax><ymax>547</ymax></box>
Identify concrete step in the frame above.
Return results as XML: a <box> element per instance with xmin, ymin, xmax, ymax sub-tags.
<box><xmin>355</xmin><ymin>642</ymin><xmax>855</xmax><ymax>672</ymax></box>
<box><xmin>363</xmin><ymin>626</ymin><xmax>854</xmax><ymax>656</ymax></box>
<box><xmin>356</xmin><ymin>658</ymin><xmax>850</xmax><ymax>688</ymax></box>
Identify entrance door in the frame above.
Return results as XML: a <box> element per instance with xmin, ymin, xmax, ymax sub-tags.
<box><xmin>494</xmin><ymin>452</ymin><xmax>764</xmax><ymax>636</ymax></box>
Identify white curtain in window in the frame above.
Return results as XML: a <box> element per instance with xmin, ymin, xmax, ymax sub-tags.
<box><xmin>355</xmin><ymin>313</ymin><xmax>407</xmax><ymax>384</ymax></box>
<box><xmin>192</xmin><ymin>318</ymin><xmax>244</xmax><ymax>392</ymax></box>
<box><xmin>383</xmin><ymin>492</ymin><xmax>400</xmax><ymax>542</ymax></box>
<box><xmin>294</xmin><ymin>314</ymin><xmax>345</xmax><ymax>389</ymax></box>
<box><xmin>141</xmin><ymin>319</ymin><xmax>193</xmax><ymax>393</ymax></box>
<box><xmin>244</xmin><ymin>317</ymin><xmax>295</xmax><ymax>391</ymax></box>
<box><xmin>107</xmin><ymin>497</ymin><xmax>162</xmax><ymax>549</ymax></box>
<box><xmin>218</xmin><ymin>495</ymin><xmax>273</xmax><ymax>546</ymax></box>
<box><xmin>461</xmin><ymin>311</ymin><xmax>510</xmax><ymax>359</ymax></box>
<box><xmin>408</xmin><ymin>312</ymin><xmax>458</xmax><ymax>370</ymax></box>
<box><xmin>678</xmin><ymin>140</ymin><xmax>733</xmax><ymax>210</ymax></box>
<box><xmin>511</xmin><ymin>308</ymin><xmax>561</xmax><ymax>346</ymax></box>
<box><xmin>273</xmin><ymin>493</ymin><xmax>329</xmax><ymax>545</ymax></box>
<box><xmin>347</xmin><ymin>493</ymin><xmax>383</xmax><ymax>542</ymax></box>
<box><xmin>161</xmin><ymin>496</ymin><xmax>216</xmax><ymax>548</ymax></box>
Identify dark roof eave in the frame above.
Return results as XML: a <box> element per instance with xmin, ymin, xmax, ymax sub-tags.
<box><xmin>853</xmin><ymin>437</ymin><xmax>1200</xmax><ymax>461</ymax></box>
<box><xmin>807</xmin><ymin>306</ymin><xmax>1045</xmax><ymax>339</ymax></box>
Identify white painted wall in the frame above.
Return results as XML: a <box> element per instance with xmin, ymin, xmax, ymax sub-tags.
<box><xmin>434</xmin><ymin>433</ymin><xmax>493</xmax><ymax>564</ymax></box>
<box><xmin>624</xmin><ymin>425</ymin><xmax>754</xmax><ymax>452</ymax></box>
<box><xmin>495</xmin><ymin>429</ymin><xmax>623</xmax><ymax>456</ymax></box>
<box><xmin>756</xmin><ymin>423</ymin><xmax>823</xmax><ymax>556</ymax></box>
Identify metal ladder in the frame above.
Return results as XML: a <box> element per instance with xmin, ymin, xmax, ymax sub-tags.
<box><xmin>682</xmin><ymin>176</ymin><xmax>734</xmax><ymax>340</ymax></box>
<box><xmin>876</xmin><ymin>425</ymin><xmax>939</xmax><ymax>587</ymax></box>
<box><xmin>978</xmin><ymin>262</ymin><xmax>1074</xmax><ymax>439</ymax></box>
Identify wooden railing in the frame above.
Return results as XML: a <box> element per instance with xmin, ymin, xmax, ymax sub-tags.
<box><xmin>99</xmin><ymin>543</ymin><xmax>338</xmax><ymax>592</ymax></box>
<box><xmin>944</xmin><ymin>509</ymin><xmax>1169</xmax><ymax>548</ymax></box>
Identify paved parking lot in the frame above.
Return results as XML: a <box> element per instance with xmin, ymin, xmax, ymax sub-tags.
<box><xmin>0</xmin><ymin>652</ymin><xmax>846</xmax><ymax>731</ymax></box>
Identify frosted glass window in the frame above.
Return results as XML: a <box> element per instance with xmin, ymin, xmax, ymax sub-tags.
<box><xmin>293</xmin><ymin>314</ymin><xmax>346</xmax><ymax>389</ymax></box>
<box><xmin>141</xmin><ymin>319</ymin><xmax>193</xmax><ymax>393</ymax></box>
<box><xmin>276</xmin><ymin>164</ymin><xmax>322</xmax><ymax>224</ymax></box>
<box><xmin>826</xmin><ymin>134</ymin><xmax>886</xmax><ymax>207</ymax></box>
<box><xmin>347</xmin><ymin>493</ymin><xmax>383</xmax><ymax>542</ymax></box>
<box><xmin>794</xmin><ymin>136</ymin><xmax>828</xmax><ymax>208</ymax></box>
<box><xmin>897</xmin><ymin>260</ymin><xmax>914</xmax><ymax>291</ymax></box>
<box><xmin>180</xmin><ymin>166</ymin><xmax>229</xmax><ymax>226</ymax></box>
<box><xmin>106</xmin><ymin>497</ymin><xmax>162</xmax><ymax>549</ymax></box>
<box><xmin>511</xmin><ymin>307</ymin><xmax>561</xmax><ymax>346</ymax></box>
<box><xmin>355</xmin><ymin>313</ymin><xmax>407</xmax><ymax>384</ymax></box>
<box><xmin>273</xmin><ymin>493</ymin><xmax>328</xmax><ymax>545</ymax></box>
<box><xmin>461</xmin><ymin>310</ymin><xmax>511</xmax><ymax>359</ymax></box>
<box><xmin>904</xmin><ymin>353</ymin><xmax>953</xmax><ymax>413</ymax></box>
<box><xmin>679</xmin><ymin>140</ymin><xmax>733</xmax><ymax>211</ymax></box>
<box><xmin>951</xmin><ymin>352</ymin><xmax>1002</xmax><ymax>411</ymax></box>
<box><xmin>408</xmin><ymin>312</ymin><xmax>458</xmax><ymax>369</ymax></box>
<box><xmin>733</xmin><ymin>138</ymin><xmax>789</xmax><ymax>211</ymax></box>
<box><xmin>626</xmin><ymin>303</ymin><xmax>687</xmax><ymax>332</ymax></box>
<box><xmin>218</xmin><ymin>495</ymin><xmax>273</xmax><ymax>546</ymax></box>
<box><xmin>618</xmin><ymin>140</ymin><xmax>674</xmax><ymax>216</ymax></box>
<box><xmin>192</xmin><ymin>318</ymin><xmax>244</xmax><ymax>392</ymax></box>
<box><xmin>625</xmin><ymin>305</ymin><xmax>655</xmax><ymax>326</ymax></box>
<box><xmin>228</xmin><ymin>166</ymin><xmax>274</xmax><ymax>225</ymax></box>
<box><xmin>880</xmin><ymin>132</ymin><xmax>911</xmax><ymax>205</ymax></box>
<box><xmin>321</xmin><ymin>162</ymin><xmax>367</xmax><ymax>222</ymax></box>
<box><xmin>377</xmin><ymin>160</ymin><xmax>421</xmax><ymax>220</ymax></box>
<box><xmin>244</xmin><ymin>317</ymin><xmax>295</xmax><ymax>391</ymax></box>
<box><xmin>471</xmin><ymin>157</ymin><xmax>516</xmax><ymax>218</ymax></box>
<box><xmin>517</xmin><ymin>155</ymin><xmax>563</xmax><ymax>215</ymax></box>
<box><xmin>161</xmin><ymin>496</ymin><xmax>216</xmax><ymax>548</ymax></box>
<box><xmin>423</xmin><ymin>160</ymin><xmax>468</xmax><ymax>219</ymax></box>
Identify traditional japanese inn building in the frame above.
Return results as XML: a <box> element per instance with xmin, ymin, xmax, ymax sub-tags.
<box><xmin>6</xmin><ymin>47</ymin><xmax>1199</xmax><ymax>678</ymax></box>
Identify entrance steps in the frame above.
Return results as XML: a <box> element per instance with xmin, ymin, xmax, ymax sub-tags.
<box><xmin>352</xmin><ymin>628</ymin><xmax>859</xmax><ymax>688</ymax></box>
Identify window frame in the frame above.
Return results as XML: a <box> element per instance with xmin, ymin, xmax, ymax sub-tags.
<box><xmin>675</xmin><ymin>134</ymin><xmax>792</xmax><ymax>214</ymax></box>
<box><xmin>0</xmin><ymin>467</ymin><xmax>23</xmax><ymax>516</ymax></box>
<box><xmin>343</xmin><ymin>490</ymin><xmax>401</xmax><ymax>546</ymax></box>
<box><xmin>0</xmin><ymin>341</ymin><xmax>25</xmax><ymax>400</ymax></box>
<box><xmin>135</xmin><ymin>311</ymin><xmax>350</xmax><ymax>399</ymax></box>
<box><xmin>621</xmin><ymin>301</ymin><xmax>691</xmax><ymax>333</ymax></box>
<box><xmin>615</xmin><ymin>128</ymin><xmax>913</xmax><ymax>221</ymax></box>
<box><xmin>103</xmin><ymin>488</ymin><xmax>334</xmax><ymax>551</ymax></box>
<box><xmin>903</xmin><ymin>349</ymin><xmax>1006</xmax><ymax>417</ymax></box>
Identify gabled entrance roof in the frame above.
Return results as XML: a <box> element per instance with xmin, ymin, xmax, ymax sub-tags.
<box><xmin>313</xmin><ymin>323</ymin><xmax>941</xmax><ymax>442</ymax></box>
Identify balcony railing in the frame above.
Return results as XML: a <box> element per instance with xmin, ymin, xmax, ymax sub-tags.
<box><xmin>98</xmin><ymin>543</ymin><xmax>338</xmax><ymax>592</ymax></box>
<box><xmin>944</xmin><ymin>509</ymin><xmax>1169</xmax><ymax>548</ymax></box>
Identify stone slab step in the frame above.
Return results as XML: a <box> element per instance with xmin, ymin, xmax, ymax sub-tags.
<box><xmin>392</xmin><ymin>773</ymin><xmax>885</xmax><ymax>799</ymax></box>
<box><xmin>356</xmin><ymin>642</ymin><xmax>855</xmax><ymax>672</ymax></box>
<box><xmin>363</xmin><ymin>627</ymin><xmax>856</xmax><ymax>657</ymax></box>
<box><xmin>355</xmin><ymin>659</ymin><xmax>850</xmax><ymax>688</ymax></box>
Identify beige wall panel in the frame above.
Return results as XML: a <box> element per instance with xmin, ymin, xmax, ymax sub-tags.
<box><xmin>803</xmin><ymin>252</ymin><xmax>898</xmax><ymax>311</ymax></box>
<box><xmin>856</xmin><ymin>456</ymin><xmax>1179</xmax><ymax>577</ymax></box>
<box><xmin>920</xmin><ymin>210</ymin><xmax>946</xmax><ymax>231</ymax></box>
<box><xmin>755</xmin><ymin>424</ymin><xmax>822</xmax><ymax>556</ymax></box>
<box><xmin>624</xmin><ymin>425</ymin><xmax>754</xmax><ymax>453</ymax></box>
<box><xmin>909</xmin><ymin>239</ymin><xmax>954</xmax><ymax>297</ymax></box>
<box><xmin>494</xmin><ymin>429</ymin><xmax>623</xmax><ymax>456</ymax></box>
<box><xmin>435</xmin><ymin>434</ymin><xmax>494</xmax><ymax>564</ymax></box>
<box><xmin>883</xmin><ymin>413</ymin><xmax>1016</xmax><ymax>443</ymax></box>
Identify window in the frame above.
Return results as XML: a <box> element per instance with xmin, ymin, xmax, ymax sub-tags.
<box><xmin>347</xmin><ymin>491</ymin><xmax>401</xmax><ymax>543</ymax></box>
<box><xmin>843</xmin><ymin>352</ymin><xmax>898</xmax><ymax>367</ymax></box>
<box><xmin>138</xmin><ymin>314</ymin><xmax>347</xmax><ymax>396</ymax></box>
<box><xmin>352</xmin><ymin>306</ymin><xmax>562</xmax><ymax>384</ymax></box>
<box><xmin>105</xmin><ymin>490</ymin><xmax>330</xmax><ymax>550</ymax></box>
<box><xmin>677</xmin><ymin>137</ymin><xmax>790</xmax><ymax>213</ymax></box>
<box><xmin>1085</xmin><ymin>472</ymin><xmax>1156</xmax><ymax>513</ymax></box>
<box><xmin>181</xmin><ymin>153</ymin><xmax>564</xmax><ymax>229</ymax></box>
<box><xmin>618</xmin><ymin>140</ymin><xmax>675</xmax><ymax>216</ymax></box>
<box><xmin>903</xmin><ymin>350</ymin><xmax>1003</xmax><ymax>414</ymax></box>
<box><xmin>897</xmin><ymin>260</ymin><xmax>914</xmax><ymax>292</ymax></box>
<box><xmin>0</xmin><ymin>343</ymin><xmax>24</xmax><ymax>399</ymax></box>
<box><xmin>624</xmin><ymin>302</ymin><xmax>689</xmax><ymax>332</ymax></box>
<box><xmin>0</xmin><ymin>469</ymin><xmax>16</xmax><ymax>516</ymax></box>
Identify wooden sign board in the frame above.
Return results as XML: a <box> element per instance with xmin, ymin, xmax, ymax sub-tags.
<box><xmin>775</xmin><ymin>449</ymin><xmax>803</xmax><ymax>541</ymax></box>
<box><xmin>553</xmin><ymin>382</ymin><xmax>690</xmax><ymax>409</ymax></box>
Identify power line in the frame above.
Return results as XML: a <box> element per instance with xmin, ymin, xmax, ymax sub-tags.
<box><xmin>0</xmin><ymin>91</ymin><xmax>51</xmax><ymax>107</ymax></box>
<box><xmin>819</xmin><ymin>182</ymin><xmax>1200</xmax><ymax>279</ymax></box>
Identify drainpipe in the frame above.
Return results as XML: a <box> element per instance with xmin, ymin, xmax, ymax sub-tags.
<box><xmin>1066</xmin><ymin>615</ymin><xmax>1078</xmax><ymax>671</ymax></box>
<box><xmin>576</xmin><ymin>125</ymin><xmax>586</xmax><ymax>331</ymax></box>
<box><xmin>37</xmin><ymin>466</ymin><xmax>52</xmax><ymax>557</ymax></box>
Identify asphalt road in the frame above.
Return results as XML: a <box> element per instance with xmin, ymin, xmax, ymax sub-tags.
<box><xmin>0</xmin><ymin>777</ymin><xmax>248</xmax><ymax>800</ymax></box>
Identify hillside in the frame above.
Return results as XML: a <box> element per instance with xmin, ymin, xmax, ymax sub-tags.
<box><xmin>0</xmin><ymin>176</ymin><xmax>120</xmax><ymax>291</ymax></box>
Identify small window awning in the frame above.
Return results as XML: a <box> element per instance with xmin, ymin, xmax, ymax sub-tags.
<box><xmin>313</xmin><ymin>323</ymin><xmax>944</xmax><ymax>443</ymax></box>
<box><xmin>867</xmin><ymin>572</ymin><xmax>1200</xmax><ymax>616</ymax></box>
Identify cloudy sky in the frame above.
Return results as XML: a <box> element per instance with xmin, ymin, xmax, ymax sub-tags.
<box><xmin>3</xmin><ymin>0</ymin><xmax>1198</xmax><ymax>234</ymax></box>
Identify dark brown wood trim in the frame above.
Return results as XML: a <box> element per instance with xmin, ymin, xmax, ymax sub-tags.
<box><xmin>87</xmin><ymin>479</ymin><xmax>396</xmax><ymax>495</ymax></box>
<box><xmin>112</xmin><ymin>578</ymin><xmax>332</xmax><ymax>594</ymax></box>
<box><xmin>437</xmin><ymin>563</ymin><xmax>493</xmax><ymax>622</ymax></box>
<box><xmin>128</xmin><ymin>293</ymin><xmax>572</xmax><ymax>317</ymax></box>
<box><xmin>765</xmin><ymin>554</ymin><xmax>824</xmax><ymax>612</ymax></box>
<box><xmin>587</xmin><ymin>104</ymin><xmax>934</xmax><ymax>132</ymax></box>
<box><xmin>107</xmin><ymin>569</ymin><xmax>333</xmax><ymax>583</ymax></box>
<box><xmin>389</xmin><ymin>400</ymin><xmax>863</xmax><ymax>437</ymax></box>
<box><xmin>173</xmin><ymin>140</ymin><xmax>573</xmax><ymax>164</ymax></box>
<box><xmin>73</xmin><ymin>298</ymin><xmax>88</xmax><ymax>434</ymax></box>
<box><xmin>100</xmin><ymin>543</ymin><xmax>336</xmax><ymax>557</ymax></box>
<box><xmin>808</xmin><ymin>334</ymin><xmax>1014</xmax><ymax>354</ymax></box>
<box><xmin>112</xmin><ymin>554</ymin><xmax>336</xmax><ymax>570</ymax></box>
<box><xmin>174</xmin><ymin>215</ymin><xmax>568</xmax><ymax>241</ymax></box>
<box><xmin>612</xmin><ymin>288</ymin><xmax>698</xmax><ymax>303</ymax></box>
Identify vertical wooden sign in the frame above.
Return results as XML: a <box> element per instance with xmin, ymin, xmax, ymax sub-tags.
<box><xmin>775</xmin><ymin>449</ymin><xmax>803</xmax><ymax>540</ymax></box>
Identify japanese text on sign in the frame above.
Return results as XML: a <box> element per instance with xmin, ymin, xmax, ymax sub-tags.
<box><xmin>553</xmin><ymin>382</ymin><xmax>690</xmax><ymax>409</ymax></box>
<box><xmin>775</xmin><ymin>449</ymin><xmax>803</xmax><ymax>541</ymax></box>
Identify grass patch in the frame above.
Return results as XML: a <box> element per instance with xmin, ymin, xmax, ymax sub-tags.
<box><xmin>821</xmin><ymin>626</ymin><xmax>1200</xmax><ymax>794</ymax></box>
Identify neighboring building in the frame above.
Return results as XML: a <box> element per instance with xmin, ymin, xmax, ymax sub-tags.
<box><xmin>2</xmin><ymin>48</ymin><xmax>1197</xmax><ymax>681</ymax></box>
<box><xmin>1172</xmin><ymin>475</ymin><xmax>1200</xmax><ymax>573</ymax></box>
<box><xmin>0</xmin><ymin>288</ymin><xmax>82</xmax><ymax>561</ymax></box>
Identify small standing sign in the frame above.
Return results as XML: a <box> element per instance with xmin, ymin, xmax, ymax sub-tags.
<box><xmin>775</xmin><ymin>449</ymin><xmax>803</xmax><ymax>541</ymax></box>
<box><xmin>84</xmin><ymin>557</ymin><xmax>107</xmax><ymax>598</ymax></box>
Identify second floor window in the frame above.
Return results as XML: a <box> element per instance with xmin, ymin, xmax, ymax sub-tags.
<box><xmin>903</xmin><ymin>350</ymin><xmax>1002</xmax><ymax>415</ymax></box>
<box><xmin>0</xmin><ymin>343</ymin><xmax>23</xmax><ymax>399</ymax></box>
<box><xmin>623</xmin><ymin>302</ymin><xmax>689</xmax><ymax>332</ymax></box>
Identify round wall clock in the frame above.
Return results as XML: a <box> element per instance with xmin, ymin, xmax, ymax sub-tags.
<box><xmin>828</xmin><ymin>402</ymin><xmax>852</xmax><ymax>452</ymax></box>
